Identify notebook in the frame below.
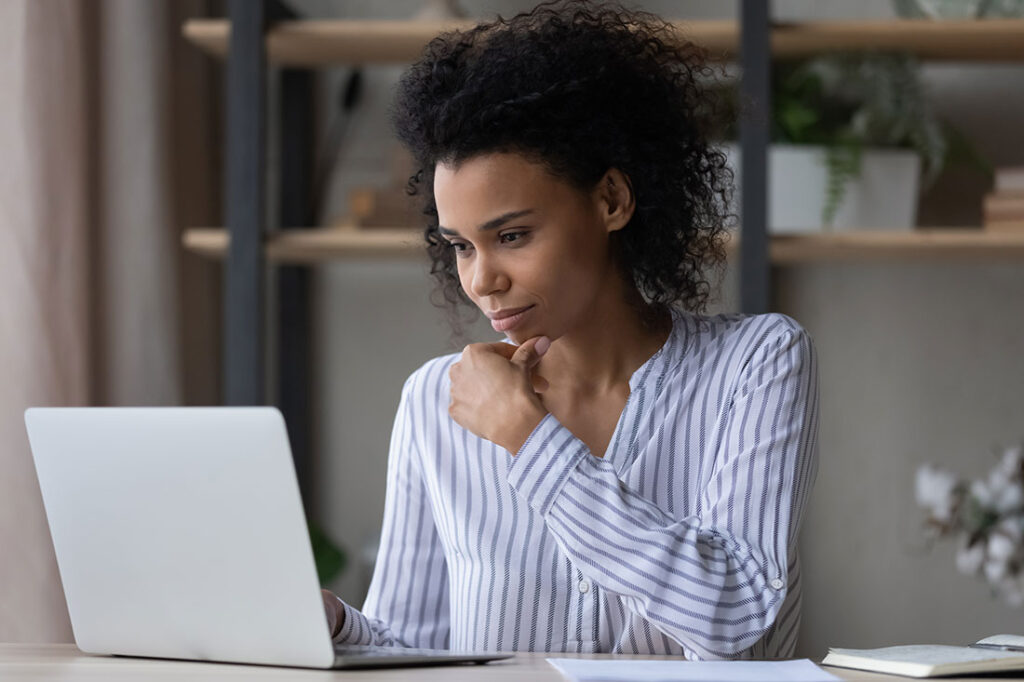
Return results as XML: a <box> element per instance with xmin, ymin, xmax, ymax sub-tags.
<box><xmin>821</xmin><ymin>634</ymin><xmax>1024</xmax><ymax>678</ymax></box>
<box><xmin>547</xmin><ymin>657</ymin><xmax>840</xmax><ymax>682</ymax></box>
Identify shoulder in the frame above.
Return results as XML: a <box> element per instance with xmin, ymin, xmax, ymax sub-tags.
<box><xmin>684</xmin><ymin>310</ymin><xmax>812</xmax><ymax>353</ymax></box>
<box><xmin>398</xmin><ymin>351</ymin><xmax>461</xmax><ymax>408</ymax></box>
<box><xmin>676</xmin><ymin>310</ymin><xmax>816</xmax><ymax>382</ymax></box>
<box><xmin>686</xmin><ymin>309</ymin><xmax>806</xmax><ymax>337</ymax></box>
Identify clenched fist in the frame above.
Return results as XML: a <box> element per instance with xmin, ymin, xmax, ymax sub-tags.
<box><xmin>448</xmin><ymin>336</ymin><xmax>551</xmax><ymax>455</ymax></box>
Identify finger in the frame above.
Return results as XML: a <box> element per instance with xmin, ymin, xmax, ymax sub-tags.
<box><xmin>481</xmin><ymin>341</ymin><xmax>517</xmax><ymax>360</ymax></box>
<box><xmin>321</xmin><ymin>590</ymin><xmax>338</xmax><ymax>635</ymax></box>
<box><xmin>510</xmin><ymin>335</ymin><xmax>550</xmax><ymax>370</ymax></box>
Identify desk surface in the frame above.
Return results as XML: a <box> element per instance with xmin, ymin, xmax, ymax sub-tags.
<box><xmin>2</xmin><ymin>643</ymin><xmax>1019</xmax><ymax>681</ymax></box>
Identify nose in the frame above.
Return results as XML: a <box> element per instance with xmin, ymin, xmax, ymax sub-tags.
<box><xmin>468</xmin><ymin>250</ymin><xmax>509</xmax><ymax>299</ymax></box>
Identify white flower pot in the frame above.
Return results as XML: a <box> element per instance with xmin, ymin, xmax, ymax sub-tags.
<box><xmin>720</xmin><ymin>143</ymin><xmax>921</xmax><ymax>234</ymax></box>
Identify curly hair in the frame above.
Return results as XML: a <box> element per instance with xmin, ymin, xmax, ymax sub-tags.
<box><xmin>389</xmin><ymin>0</ymin><xmax>735</xmax><ymax>341</ymax></box>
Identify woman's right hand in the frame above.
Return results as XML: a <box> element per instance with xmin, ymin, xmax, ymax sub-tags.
<box><xmin>321</xmin><ymin>588</ymin><xmax>346</xmax><ymax>639</ymax></box>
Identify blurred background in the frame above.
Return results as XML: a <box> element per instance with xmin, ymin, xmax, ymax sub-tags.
<box><xmin>2</xmin><ymin>0</ymin><xmax>1023</xmax><ymax>659</ymax></box>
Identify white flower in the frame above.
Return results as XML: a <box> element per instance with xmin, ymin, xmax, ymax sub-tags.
<box><xmin>995</xmin><ymin>517</ymin><xmax>1024</xmax><ymax>543</ymax></box>
<box><xmin>989</xmin><ymin>466</ymin><xmax>1011</xmax><ymax>498</ymax></box>
<box><xmin>984</xmin><ymin>557</ymin><xmax>1009</xmax><ymax>583</ymax></box>
<box><xmin>971</xmin><ymin>479</ymin><xmax>995</xmax><ymax>509</ymax></box>
<box><xmin>988</xmin><ymin>532</ymin><xmax>1017</xmax><ymax>563</ymax></box>
<box><xmin>956</xmin><ymin>540</ymin><xmax>985</xmax><ymax>576</ymax></box>
<box><xmin>1000</xmin><ymin>445</ymin><xmax>1024</xmax><ymax>479</ymax></box>
<box><xmin>916</xmin><ymin>464</ymin><xmax>959</xmax><ymax>522</ymax></box>
<box><xmin>994</xmin><ymin>484</ymin><xmax>1024</xmax><ymax>515</ymax></box>
<box><xmin>990</xmin><ymin>448</ymin><xmax>1024</xmax><ymax>513</ymax></box>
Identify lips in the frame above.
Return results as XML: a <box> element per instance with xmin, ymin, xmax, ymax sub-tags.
<box><xmin>489</xmin><ymin>305</ymin><xmax>535</xmax><ymax>333</ymax></box>
<box><xmin>486</xmin><ymin>305</ymin><xmax>534</xmax><ymax>320</ymax></box>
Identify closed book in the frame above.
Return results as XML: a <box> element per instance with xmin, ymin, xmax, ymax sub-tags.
<box><xmin>985</xmin><ymin>220</ymin><xmax>1024</xmax><ymax>232</ymax></box>
<box><xmin>822</xmin><ymin>634</ymin><xmax>1024</xmax><ymax>678</ymax></box>
<box><xmin>995</xmin><ymin>166</ymin><xmax>1024</xmax><ymax>193</ymax></box>
<box><xmin>983</xmin><ymin>192</ymin><xmax>1024</xmax><ymax>220</ymax></box>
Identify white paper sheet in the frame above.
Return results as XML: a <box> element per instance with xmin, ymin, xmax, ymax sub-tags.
<box><xmin>546</xmin><ymin>657</ymin><xmax>841</xmax><ymax>682</ymax></box>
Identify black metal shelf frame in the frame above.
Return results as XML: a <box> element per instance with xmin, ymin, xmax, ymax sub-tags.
<box><xmin>224</xmin><ymin>0</ymin><xmax>316</xmax><ymax>513</ymax></box>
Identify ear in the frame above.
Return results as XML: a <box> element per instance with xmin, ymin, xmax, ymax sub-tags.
<box><xmin>593</xmin><ymin>168</ymin><xmax>636</xmax><ymax>235</ymax></box>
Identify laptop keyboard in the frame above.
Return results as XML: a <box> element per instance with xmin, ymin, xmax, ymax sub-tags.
<box><xmin>333</xmin><ymin>644</ymin><xmax>463</xmax><ymax>657</ymax></box>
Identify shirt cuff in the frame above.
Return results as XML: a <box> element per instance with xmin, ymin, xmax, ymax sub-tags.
<box><xmin>507</xmin><ymin>413</ymin><xmax>589</xmax><ymax>517</ymax></box>
<box><xmin>334</xmin><ymin>598</ymin><xmax>374</xmax><ymax>645</ymax></box>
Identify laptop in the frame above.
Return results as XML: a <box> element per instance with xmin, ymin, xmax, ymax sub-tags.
<box><xmin>24</xmin><ymin>406</ymin><xmax>511</xmax><ymax>669</ymax></box>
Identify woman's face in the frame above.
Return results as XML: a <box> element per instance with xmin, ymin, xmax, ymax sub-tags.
<box><xmin>433</xmin><ymin>152</ymin><xmax>625</xmax><ymax>345</ymax></box>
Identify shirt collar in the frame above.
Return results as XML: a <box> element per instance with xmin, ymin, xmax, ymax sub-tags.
<box><xmin>627</xmin><ymin>306</ymin><xmax>689</xmax><ymax>394</ymax></box>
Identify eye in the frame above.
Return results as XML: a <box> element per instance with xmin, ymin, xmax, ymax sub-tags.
<box><xmin>500</xmin><ymin>230</ymin><xmax>528</xmax><ymax>244</ymax></box>
<box><xmin>446</xmin><ymin>240</ymin><xmax>472</xmax><ymax>258</ymax></box>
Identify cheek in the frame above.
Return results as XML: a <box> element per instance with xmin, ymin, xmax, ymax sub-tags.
<box><xmin>544</xmin><ymin>250</ymin><xmax>609</xmax><ymax>321</ymax></box>
<box><xmin>525</xmin><ymin>262</ymin><xmax>560</xmax><ymax>299</ymax></box>
<box><xmin>535</xmin><ymin>240</ymin><xmax>592</xmax><ymax>291</ymax></box>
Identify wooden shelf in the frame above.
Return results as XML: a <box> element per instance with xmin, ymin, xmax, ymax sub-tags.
<box><xmin>182</xmin><ymin>18</ymin><xmax>1024</xmax><ymax>65</ymax></box>
<box><xmin>183</xmin><ymin>227</ymin><xmax>1024</xmax><ymax>264</ymax></box>
<box><xmin>771</xmin><ymin>18</ymin><xmax>1024</xmax><ymax>61</ymax></box>
<box><xmin>182</xmin><ymin>19</ymin><xmax>735</xmax><ymax>64</ymax></box>
<box><xmin>183</xmin><ymin>227</ymin><xmax>425</xmax><ymax>261</ymax></box>
<box><xmin>770</xmin><ymin>229</ymin><xmax>1024</xmax><ymax>262</ymax></box>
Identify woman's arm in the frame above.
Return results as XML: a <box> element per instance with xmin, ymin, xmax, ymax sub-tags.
<box><xmin>331</xmin><ymin>373</ymin><xmax>451</xmax><ymax>649</ymax></box>
<box><xmin>507</xmin><ymin>319</ymin><xmax>819</xmax><ymax>659</ymax></box>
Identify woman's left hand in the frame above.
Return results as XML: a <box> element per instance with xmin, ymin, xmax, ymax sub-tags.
<box><xmin>448</xmin><ymin>336</ymin><xmax>551</xmax><ymax>455</ymax></box>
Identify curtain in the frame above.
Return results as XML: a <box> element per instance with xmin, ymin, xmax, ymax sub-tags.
<box><xmin>0</xmin><ymin>0</ymin><xmax>221</xmax><ymax>642</ymax></box>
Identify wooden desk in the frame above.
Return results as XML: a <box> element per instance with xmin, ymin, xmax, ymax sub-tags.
<box><xmin>1</xmin><ymin>643</ymin><xmax>1018</xmax><ymax>681</ymax></box>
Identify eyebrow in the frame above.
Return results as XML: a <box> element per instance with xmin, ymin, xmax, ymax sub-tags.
<box><xmin>438</xmin><ymin>209</ymin><xmax>535</xmax><ymax>237</ymax></box>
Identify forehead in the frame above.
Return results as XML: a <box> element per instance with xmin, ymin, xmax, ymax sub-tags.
<box><xmin>433</xmin><ymin>152</ymin><xmax>574</xmax><ymax>211</ymax></box>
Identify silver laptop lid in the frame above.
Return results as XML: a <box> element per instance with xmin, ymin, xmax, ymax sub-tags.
<box><xmin>24</xmin><ymin>407</ymin><xmax>335</xmax><ymax>668</ymax></box>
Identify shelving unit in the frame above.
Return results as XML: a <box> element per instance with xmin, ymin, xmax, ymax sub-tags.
<box><xmin>183</xmin><ymin>18</ymin><xmax>734</xmax><ymax>63</ymax></box>
<box><xmin>183</xmin><ymin>227</ymin><xmax>1024</xmax><ymax>263</ymax></box>
<box><xmin>185</xmin><ymin>1</ymin><xmax>1024</xmax><ymax>512</ymax></box>
<box><xmin>184</xmin><ymin>227</ymin><xmax>426</xmax><ymax>261</ymax></box>
<box><xmin>183</xmin><ymin>17</ymin><xmax>1024</xmax><ymax>64</ymax></box>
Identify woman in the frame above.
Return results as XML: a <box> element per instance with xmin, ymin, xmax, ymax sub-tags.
<box><xmin>322</xmin><ymin>0</ymin><xmax>819</xmax><ymax>660</ymax></box>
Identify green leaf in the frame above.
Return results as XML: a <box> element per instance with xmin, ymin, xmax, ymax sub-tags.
<box><xmin>309</xmin><ymin>520</ymin><xmax>347</xmax><ymax>586</ymax></box>
<box><xmin>779</xmin><ymin>104</ymin><xmax>819</xmax><ymax>142</ymax></box>
<box><xmin>823</xmin><ymin>140</ymin><xmax>862</xmax><ymax>226</ymax></box>
<box><xmin>960</xmin><ymin>494</ymin><xmax>999</xmax><ymax>537</ymax></box>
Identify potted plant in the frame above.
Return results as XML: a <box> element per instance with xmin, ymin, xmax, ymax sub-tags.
<box><xmin>916</xmin><ymin>444</ymin><xmax>1024</xmax><ymax>606</ymax></box>
<box><xmin>712</xmin><ymin>52</ymin><xmax>988</xmax><ymax>232</ymax></box>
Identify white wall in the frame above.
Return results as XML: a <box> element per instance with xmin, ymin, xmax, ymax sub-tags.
<box><xmin>779</xmin><ymin>263</ymin><xmax>1024</xmax><ymax>655</ymax></box>
<box><xmin>294</xmin><ymin>0</ymin><xmax>1024</xmax><ymax>657</ymax></box>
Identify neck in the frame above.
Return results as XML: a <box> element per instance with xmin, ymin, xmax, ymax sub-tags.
<box><xmin>536</xmin><ymin>279</ymin><xmax>673</xmax><ymax>397</ymax></box>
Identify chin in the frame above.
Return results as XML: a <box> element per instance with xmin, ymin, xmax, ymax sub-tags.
<box><xmin>504</xmin><ymin>325</ymin><xmax>540</xmax><ymax>345</ymax></box>
<box><xmin>508</xmin><ymin>328</ymin><xmax>558</xmax><ymax>347</ymax></box>
<box><xmin>504</xmin><ymin>330</ymin><xmax>527</xmax><ymax>345</ymax></box>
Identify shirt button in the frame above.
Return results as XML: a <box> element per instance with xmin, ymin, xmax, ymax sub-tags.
<box><xmin>770</xmin><ymin>578</ymin><xmax>784</xmax><ymax>590</ymax></box>
<box><xmin>578</xmin><ymin>580</ymin><xmax>590</xmax><ymax>594</ymax></box>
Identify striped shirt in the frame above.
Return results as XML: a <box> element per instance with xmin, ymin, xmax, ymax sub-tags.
<box><xmin>332</xmin><ymin>308</ymin><xmax>819</xmax><ymax>659</ymax></box>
